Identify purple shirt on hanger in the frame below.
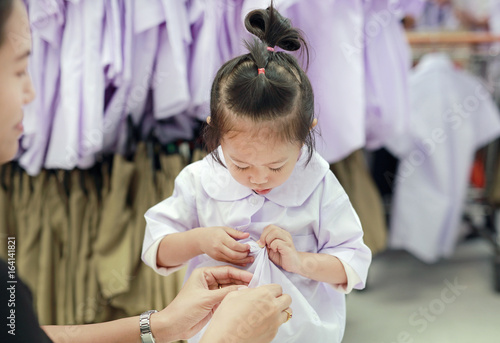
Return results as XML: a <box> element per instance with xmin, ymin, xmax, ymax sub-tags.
<box><xmin>261</xmin><ymin>0</ymin><xmax>367</xmax><ymax>163</ymax></box>
<box><xmin>363</xmin><ymin>0</ymin><xmax>411</xmax><ymax>150</ymax></box>
<box><xmin>20</xmin><ymin>0</ymin><xmax>64</xmax><ymax>175</ymax></box>
<box><xmin>44</xmin><ymin>0</ymin><xmax>105</xmax><ymax>170</ymax></box>
<box><xmin>153</xmin><ymin>0</ymin><xmax>192</xmax><ymax>120</ymax></box>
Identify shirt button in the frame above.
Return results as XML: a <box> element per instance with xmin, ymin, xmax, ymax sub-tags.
<box><xmin>249</xmin><ymin>197</ymin><xmax>258</xmax><ymax>205</ymax></box>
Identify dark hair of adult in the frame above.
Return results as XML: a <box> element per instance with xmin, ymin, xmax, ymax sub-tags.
<box><xmin>203</xmin><ymin>1</ymin><xmax>316</xmax><ymax>166</ymax></box>
<box><xmin>0</xmin><ymin>0</ymin><xmax>14</xmax><ymax>46</ymax></box>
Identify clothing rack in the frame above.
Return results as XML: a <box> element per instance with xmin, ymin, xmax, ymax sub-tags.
<box><xmin>407</xmin><ymin>31</ymin><xmax>500</xmax><ymax>292</ymax></box>
<box><xmin>406</xmin><ymin>31</ymin><xmax>500</xmax><ymax>45</ymax></box>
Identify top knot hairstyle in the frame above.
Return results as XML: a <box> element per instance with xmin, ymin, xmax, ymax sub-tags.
<box><xmin>203</xmin><ymin>1</ymin><xmax>316</xmax><ymax>166</ymax></box>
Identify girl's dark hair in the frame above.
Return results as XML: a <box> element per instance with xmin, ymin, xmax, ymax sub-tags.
<box><xmin>0</xmin><ymin>0</ymin><xmax>14</xmax><ymax>46</ymax></box>
<box><xmin>203</xmin><ymin>1</ymin><xmax>316</xmax><ymax>165</ymax></box>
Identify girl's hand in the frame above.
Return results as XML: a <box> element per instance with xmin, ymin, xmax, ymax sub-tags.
<box><xmin>198</xmin><ymin>227</ymin><xmax>253</xmax><ymax>266</ymax></box>
<box><xmin>258</xmin><ymin>225</ymin><xmax>301</xmax><ymax>273</ymax></box>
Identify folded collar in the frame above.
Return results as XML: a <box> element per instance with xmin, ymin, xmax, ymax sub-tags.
<box><xmin>201</xmin><ymin>146</ymin><xmax>329</xmax><ymax>207</ymax></box>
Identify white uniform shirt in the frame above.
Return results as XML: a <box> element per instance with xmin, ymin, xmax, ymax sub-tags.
<box><xmin>142</xmin><ymin>146</ymin><xmax>372</xmax><ymax>342</ymax></box>
<box><xmin>388</xmin><ymin>53</ymin><xmax>500</xmax><ymax>263</ymax></box>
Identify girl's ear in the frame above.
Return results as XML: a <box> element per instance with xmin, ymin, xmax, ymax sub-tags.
<box><xmin>311</xmin><ymin>118</ymin><xmax>318</xmax><ymax>130</ymax></box>
<box><xmin>206</xmin><ymin>116</ymin><xmax>211</xmax><ymax>125</ymax></box>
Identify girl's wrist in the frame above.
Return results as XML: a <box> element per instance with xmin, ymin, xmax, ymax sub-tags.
<box><xmin>293</xmin><ymin>251</ymin><xmax>321</xmax><ymax>279</ymax></box>
<box><xmin>285</xmin><ymin>251</ymin><xmax>305</xmax><ymax>275</ymax></box>
<box><xmin>190</xmin><ymin>227</ymin><xmax>205</xmax><ymax>256</ymax></box>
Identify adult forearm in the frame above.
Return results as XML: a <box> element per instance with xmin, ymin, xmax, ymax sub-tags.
<box><xmin>42</xmin><ymin>317</ymin><xmax>142</xmax><ymax>343</ymax></box>
<box><xmin>293</xmin><ymin>252</ymin><xmax>348</xmax><ymax>286</ymax></box>
<box><xmin>42</xmin><ymin>312</ymin><xmax>180</xmax><ymax>343</ymax></box>
<box><xmin>157</xmin><ymin>228</ymin><xmax>203</xmax><ymax>268</ymax></box>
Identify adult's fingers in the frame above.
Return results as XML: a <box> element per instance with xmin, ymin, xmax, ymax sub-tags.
<box><xmin>281</xmin><ymin>307</ymin><xmax>293</xmax><ymax>324</ymax></box>
<box><xmin>275</xmin><ymin>293</ymin><xmax>292</xmax><ymax>311</ymax></box>
<box><xmin>255</xmin><ymin>283</ymin><xmax>284</xmax><ymax>298</ymax></box>
<box><xmin>204</xmin><ymin>284</ymin><xmax>244</xmax><ymax>302</ymax></box>
<box><xmin>203</xmin><ymin>266</ymin><xmax>253</xmax><ymax>288</ymax></box>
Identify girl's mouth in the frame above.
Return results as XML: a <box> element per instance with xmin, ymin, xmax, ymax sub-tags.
<box><xmin>254</xmin><ymin>188</ymin><xmax>271</xmax><ymax>195</ymax></box>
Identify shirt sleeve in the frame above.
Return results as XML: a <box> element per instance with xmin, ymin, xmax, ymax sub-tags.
<box><xmin>141</xmin><ymin>165</ymin><xmax>200</xmax><ymax>276</ymax></box>
<box><xmin>0</xmin><ymin>259</ymin><xmax>53</xmax><ymax>343</ymax></box>
<box><xmin>331</xmin><ymin>259</ymin><xmax>362</xmax><ymax>294</ymax></box>
<box><xmin>315</xmin><ymin>173</ymin><xmax>372</xmax><ymax>291</ymax></box>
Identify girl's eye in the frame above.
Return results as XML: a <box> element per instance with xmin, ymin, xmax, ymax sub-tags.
<box><xmin>235</xmin><ymin>165</ymin><xmax>248</xmax><ymax>171</ymax></box>
<box><xmin>270</xmin><ymin>166</ymin><xmax>283</xmax><ymax>173</ymax></box>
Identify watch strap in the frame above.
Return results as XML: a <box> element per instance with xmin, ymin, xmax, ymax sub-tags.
<box><xmin>140</xmin><ymin>310</ymin><xmax>158</xmax><ymax>343</ymax></box>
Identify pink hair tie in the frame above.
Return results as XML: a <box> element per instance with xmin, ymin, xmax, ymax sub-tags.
<box><xmin>258</xmin><ymin>68</ymin><xmax>266</xmax><ymax>75</ymax></box>
<box><xmin>267</xmin><ymin>46</ymin><xmax>275</xmax><ymax>52</ymax></box>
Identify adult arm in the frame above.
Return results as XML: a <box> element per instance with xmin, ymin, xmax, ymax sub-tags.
<box><xmin>43</xmin><ymin>266</ymin><xmax>253</xmax><ymax>343</ymax></box>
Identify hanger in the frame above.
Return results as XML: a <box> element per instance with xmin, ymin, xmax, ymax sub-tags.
<box><xmin>79</xmin><ymin>169</ymin><xmax>88</xmax><ymax>197</ymax></box>
<box><xmin>0</xmin><ymin>165</ymin><xmax>8</xmax><ymax>191</ymax></box>
<box><xmin>124</xmin><ymin>114</ymin><xmax>141</xmax><ymax>162</ymax></box>
<box><xmin>146</xmin><ymin>128</ymin><xmax>162</xmax><ymax>186</ymax></box>
<box><xmin>91</xmin><ymin>164</ymin><xmax>103</xmax><ymax>201</ymax></box>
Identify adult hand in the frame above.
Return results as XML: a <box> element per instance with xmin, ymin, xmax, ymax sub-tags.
<box><xmin>200</xmin><ymin>284</ymin><xmax>292</xmax><ymax>343</ymax></box>
<box><xmin>258</xmin><ymin>224</ymin><xmax>301</xmax><ymax>273</ymax></box>
<box><xmin>150</xmin><ymin>266</ymin><xmax>253</xmax><ymax>342</ymax></box>
<box><xmin>197</xmin><ymin>226</ymin><xmax>253</xmax><ymax>266</ymax></box>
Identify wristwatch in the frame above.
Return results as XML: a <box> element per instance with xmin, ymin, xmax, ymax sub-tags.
<box><xmin>140</xmin><ymin>310</ymin><xmax>158</xmax><ymax>343</ymax></box>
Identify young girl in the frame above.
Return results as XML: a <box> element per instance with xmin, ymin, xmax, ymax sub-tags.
<box><xmin>142</xmin><ymin>4</ymin><xmax>371</xmax><ymax>342</ymax></box>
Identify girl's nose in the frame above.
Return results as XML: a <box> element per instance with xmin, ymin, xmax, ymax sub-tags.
<box><xmin>249</xmin><ymin>169</ymin><xmax>268</xmax><ymax>185</ymax></box>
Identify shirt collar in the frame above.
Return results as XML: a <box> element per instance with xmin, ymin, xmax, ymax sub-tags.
<box><xmin>201</xmin><ymin>146</ymin><xmax>329</xmax><ymax>207</ymax></box>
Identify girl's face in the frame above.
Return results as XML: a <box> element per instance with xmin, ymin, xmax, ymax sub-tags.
<box><xmin>221</xmin><ymin>121</ymin><xmax>302</xmax><ymax>195</ymax></box>
<box><xmin>0</xmin><ymin>0</ymin><xmax>35</xmax><ymax>164</ymax></box>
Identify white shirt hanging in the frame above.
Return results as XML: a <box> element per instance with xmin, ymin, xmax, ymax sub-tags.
<box><xmin>387</xmin><ymin>53</ymin><xmax>500</xmax><ymax>263</ymax></box>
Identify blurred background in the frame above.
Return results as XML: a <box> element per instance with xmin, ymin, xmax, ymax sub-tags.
<box><xmin>1</xmin><ymin>0</ymin><xmax>500</xmax><ymax>342</ymax></box>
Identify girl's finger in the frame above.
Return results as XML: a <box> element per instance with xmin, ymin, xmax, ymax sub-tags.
<box><xmin>220</xmin><ymin>246</ymin><xmax>254</xmax><ymax>265</ymax></box>
<box><xmin>258</xmin><ymin>224</ymin><xmax>275</xmax><ymax>246</ymax></box>
<box><xmin>261</xmin><ymin>225</ymin><xmax>290</xmax><ymax>246</ymax></box>
<box><xmin>224</xmin><ymin>236</ymin><xmax>250</xmax><ymax>252</ymax></box>
<box><xmin>221</xmin><ymin>244</ymin><xmax>250</xmax><ymax>260</ymax></box>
